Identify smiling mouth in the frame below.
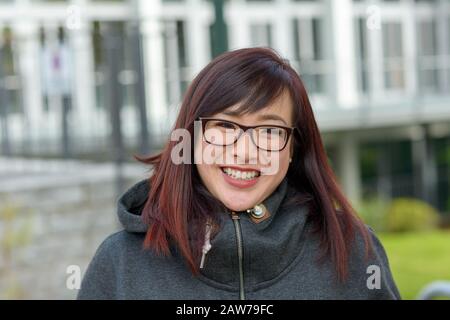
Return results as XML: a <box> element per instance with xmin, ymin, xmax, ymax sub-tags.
<box><xmin>220</xmin><ymin>166</ymin><xmax>261</xmax><ymax>181</ymax></box>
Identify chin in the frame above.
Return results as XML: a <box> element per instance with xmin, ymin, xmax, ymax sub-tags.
<box><xmin>225</xmin><ymin>203</ymin><xmax>252</xmax><ymax>212</ymax></box>
<box><xmin>220</xmin><ymin>195</ymin><xmax>254</xmax><ymax>212</ymax></box>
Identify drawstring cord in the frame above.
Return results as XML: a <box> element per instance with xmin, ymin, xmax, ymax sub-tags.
<box><xmin>200</xmin><ymin>220</ymin><xmax>212</xmax><ymax>269</ymax></box>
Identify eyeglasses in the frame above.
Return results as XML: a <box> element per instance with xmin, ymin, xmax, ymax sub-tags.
<box><xmin>197</xmin><ymin>117</ymin><xmax>296</xmax><ymax>151</ymax></box>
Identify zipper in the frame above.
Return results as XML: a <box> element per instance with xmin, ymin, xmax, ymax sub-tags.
<box><xmin>200</xmin><ymin>221</ymin><xmax>212</xmax><ymax>269</ymax></box>
<box><xmin>231</xmin><ymin>211</ymin><xmax>245</xmax><ymax>300</ymax></box>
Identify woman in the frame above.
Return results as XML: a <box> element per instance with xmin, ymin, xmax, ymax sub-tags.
<box><xmin>77</xmin><ymin>47</ymin><xmax>400</xmax><ymax>300</ymax></box>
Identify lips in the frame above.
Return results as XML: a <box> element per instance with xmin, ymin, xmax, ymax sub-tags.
<box><xmin>220</xmin><ymin>166</ymin><xmax>261</xmax><ymax>189</ymax></box>
<box><xmin>220</xmin><ymin>166</ymin><xmax>261</xmax><ymax>179</ymax></box>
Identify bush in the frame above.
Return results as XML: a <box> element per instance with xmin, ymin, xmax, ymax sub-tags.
<box><xmin>385</xmin><ymin>198</ymin><xmax>440</xmax><ymax>233</ymax></box>
<box><xmin>357</xmin><ymin>197</ymin><xmax>390</xmax><ymax>232</ymax></box>
<box><xmin>357</xmin><ymin>197</ymin><xmax>441</xmax><ymax>233</ymax></box>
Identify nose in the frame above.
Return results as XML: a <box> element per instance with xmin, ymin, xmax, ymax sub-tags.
<box><xmin>231</xmin><ymin>129</ymin><xmax>259</xmax><ymax>165</ymax></box>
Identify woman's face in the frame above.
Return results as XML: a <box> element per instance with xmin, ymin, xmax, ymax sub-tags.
<box><xmin>195</xmin><ymin>90</ymin><xmax>295</xmax><ymax>212</ymax></box>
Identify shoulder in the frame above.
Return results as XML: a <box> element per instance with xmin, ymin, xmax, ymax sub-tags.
<box><xmin>99</xmin><ymin>229</ymin><xmax>142</xmax><ymax>247</ymax></box>
<box><xmin>93</xmin><ymin>230</ymin><xmax>145</xmax><ymax>260</ymax></box>
<box><xmin>350</xmin><ymin>224</ymin><xmax>389</xmax><ymax>264</ymax></box>
<box><xmin>332</xmin><ymin>210</ymin><xmax>388</xmax><ymax>262</ymax></box>
<box><xmin>82</xmin><ymin>230</ymin><xmax>140</xmax><ymax>275</ymax></box>
<box><xmin>77</xmin><ymin>230</ymin><xmax>144</xmax><ymax>299</ymax></box>
<box><xmin>347</xmin><ymin>224</ymin><xmax>402</xmax><ymax>299</ymax></box>
<box><xmin>347</xmin><ymin>223</ymin><xmax>388</xmax><ymax>268</ymax></box>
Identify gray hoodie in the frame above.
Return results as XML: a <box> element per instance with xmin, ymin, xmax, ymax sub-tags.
<box><xmin>77</xmin><ymin>178</ymin><xmax>401</xmax><ymax>300</ymax></box>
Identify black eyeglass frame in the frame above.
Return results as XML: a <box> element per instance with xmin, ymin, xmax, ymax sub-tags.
<box><xmin>197</xmin><ymin>117</ymin><xmax>297</xmax><ymax>151</ymax></box>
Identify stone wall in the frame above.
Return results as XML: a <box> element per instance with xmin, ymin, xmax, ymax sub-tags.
<box><xmin>0</xmin><ymin>157</ymin><xmax>149</xmax><ymax>299</ymax></box>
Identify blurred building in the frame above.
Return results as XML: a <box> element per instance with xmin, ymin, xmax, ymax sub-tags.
<box><xmin>0</xmin><ymin>0</ymin><xmax>449</xmax><ymax>212</ymax></box>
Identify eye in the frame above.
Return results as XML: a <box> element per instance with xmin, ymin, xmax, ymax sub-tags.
<box><xmin>260</xmin><ymin>127</ymin><xmax>284</xmax><ymax>136</ymax></box>
<box><xmin>215</xmin><ymin>121</ymin><xmax>236</xmax><ymax>129</ymax></box>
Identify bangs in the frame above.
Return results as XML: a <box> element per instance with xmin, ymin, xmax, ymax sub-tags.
<box><xmin>197</xmin><ymin>53</ymin><xmax>295</xmax><ymax>118</ymax></box>
<box><xmin>230</xmin><ymin>64</ymin><xmax>292</xmax><ymax>116</ymax></box>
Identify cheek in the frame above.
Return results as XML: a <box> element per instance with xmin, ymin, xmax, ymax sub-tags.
<box><xmin>260</xmin><ymin>150</ymin><xmax>290</xmax><ymax>176</ymax></box>
<box><xmin>195</xmin><ymin>144</ymin><xmax>224</xmax><ymax>182</ymax></box>
<box><xmin>196</xmin><ymin>163</ymin><xmax>209</xmax><ymax>181</ymax></box>
<box><xmin>276</xmin><ymin>153</ymin><xmax>291</xmax><ymax>175</ymax></box>
<box><xmin>196</xmin><ymin>163</ymin><xmax>219</xmax><ymax>192</ymax></box>
<box><xmin>195</xmin><ymin>140</ymin><xmax>227</xmax><ymax>165</ymax></box>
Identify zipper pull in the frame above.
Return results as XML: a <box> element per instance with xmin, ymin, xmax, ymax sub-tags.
<box><xmin>230</xmin><ymin>211</ymin><xmax>240</xmax><ymax>220</ymax></box>
<box><xmin>200</xmin><ymin>222</ymin><xmax>212</xmax><ymax>269</ymax></box>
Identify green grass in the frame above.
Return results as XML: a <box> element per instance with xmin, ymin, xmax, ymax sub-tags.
<box><xmin>378</xmin><ymin>230</ymin><xmax>450</xmax><ymax>300</ymax></box>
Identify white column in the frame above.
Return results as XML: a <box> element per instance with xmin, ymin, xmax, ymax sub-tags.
<box><xmin>67</xmin><ymin>1</ymin><xmax>96</xmax><ymax>140</ymax></box>
<box><xmin>337</xmin><ymin>133</ymin><xmax>361</xmax><ymax>207</ymax></box>
<box><xmin>186</xmin><ymin>0</ymin><xmax>211</xmax><ymax>77</ymax></box>
<box><xmin>366</xmin><ymin>0</ymin><xmax>384</xmax><ymax>103</ymax></box>
<box><xmin>436</xmin><ymin>0</ymin><xmax>449</xmax><ymax>93</ymax></box>
<box><xmin>273</xmin><ymin>0</ymin><xmax>294</xmax><ymax>60</ymax></box>
<box><xmin>298</xmin><ymin>19</ymin><xmax>314</xmax><ymax>60</ymax></box>
<box><xmin>13</xmin><ymin>19</ymin><xmax>43</xmax><ymax>148</ymax></box>
<box><xmin>136</xmin><ymin>0</ymin><xmax>168</xmax><ymax>140</ymax></box>
<box><xmin>164</xmin><ymin>20</ymin><xmax>182</xmax><ymax>128</ymax></box>
<box><xmin>0</xmin><ymin>22</ymin><xmax>5</xmax><ymax>150</ymax></box>
<box><xmin>42</xmin><ymin>22</ymin><xmax>60</xmax><ymax>143</ymax></box>
<box><xmin>165</xmin><ymin>21</ymin><xmax>181</xmax><ymax>103</ymax></box>
<box><xmin>412</xmin><ymin>125</ymin><xmax>438</xmax><ymax>207</ymax></box>
<box><xmin>228</xmin><ymin>0</ymin><xmax>250</xmax><ymax>49</ymax></box>
<box><xmin>403</xmin><ymin>0</ymin><xmax>418</xmax><ymax>98</ymax></box>
<box><xmin>326</xmin><ymin>0</ymin><xmax>359</xmax><ymax>108</ymax></box>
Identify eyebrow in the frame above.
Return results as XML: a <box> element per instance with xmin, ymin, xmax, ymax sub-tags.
<box><xmin>222</xmin><ymin>110</ymin><xmax>288</xmax><ymax>125</ymax></box>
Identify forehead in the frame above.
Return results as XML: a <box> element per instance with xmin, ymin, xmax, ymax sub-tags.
<box><xmin>222</xmin><ymin>89</ymin><xmax>294</xmax><ymax>124</ymax></box>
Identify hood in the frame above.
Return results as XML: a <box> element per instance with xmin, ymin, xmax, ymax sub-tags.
<box><xmin>117</xmin><ymin>179</ymin><xmax>150</xmax><ymax>233</ymax></box>
<box><xmin>116</xmin><ymin>177</ymin><xmax>309</xmax><ymax>292</ymax></box>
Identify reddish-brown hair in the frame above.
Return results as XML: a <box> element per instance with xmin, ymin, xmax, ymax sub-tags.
<box><xmin>135</xmin><ymin>47</ymin><xmax>372</xmax><ymax>282</ymax></box>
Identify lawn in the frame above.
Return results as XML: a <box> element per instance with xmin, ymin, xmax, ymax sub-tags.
<box><xmin>378</xmin><ymin>230</ymin><xmax>450</xmax><ymax>300</ymax></box>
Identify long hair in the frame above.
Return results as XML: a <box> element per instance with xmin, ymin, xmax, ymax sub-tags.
<box><xmin>135</xmin><ymin>47</ymin><xmax>372</xmax><ymax>282</ymax></box>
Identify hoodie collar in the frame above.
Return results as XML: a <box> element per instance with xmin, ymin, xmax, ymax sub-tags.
<box><xmin>197</xmin><ymin>177</ymin><xmax>309</xmax><ymax>292</ymax></box>
<box><xmin>117</xmin><ymin>179</ymin><xmax>149</xmax><ymax>233</ymax></box>
<box><xmin>116</xmin><ymin>177</ymin><xmax>293</xmax><ymax>233</ymax></box>
<box><xmin>117</xmin><ymin>177</ymin><xmax>309</xmax><ymax>292</ymax></box>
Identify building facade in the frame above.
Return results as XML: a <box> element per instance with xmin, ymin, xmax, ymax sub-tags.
<box><xmin>0</xmin><ymin>0</ymin><xmax>449</xmax><ymax>211</ymax></box>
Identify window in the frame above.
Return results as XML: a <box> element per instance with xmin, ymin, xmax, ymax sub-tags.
<box><xmin>382</xmin><ymin>22</ymin><xmax>405</xmax><ymax>90</ymax></box>
<box><xmin>417</xmin><ymin>19</ymin><xmax>439</xmax><ymax>93</ymax></box>
<box><xmin>162</xmin><ymin>20</ymin><xmax>189</xmax><ymax>108</ymax></box>
<box><xmin>292</xmin><ymin>17</ymin><xmax>326</xmax><ymax>94</ymax></box>
<box><xmin>249</xmin><ymin>23</ymin><xmax>272</xmax><ymax>47</ymax></box>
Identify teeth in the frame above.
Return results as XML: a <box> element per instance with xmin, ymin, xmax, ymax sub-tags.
<box><xmin>221</xmin><ymin>167</ymin><xmax>260</xmax><ymax>180</ymax></box>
